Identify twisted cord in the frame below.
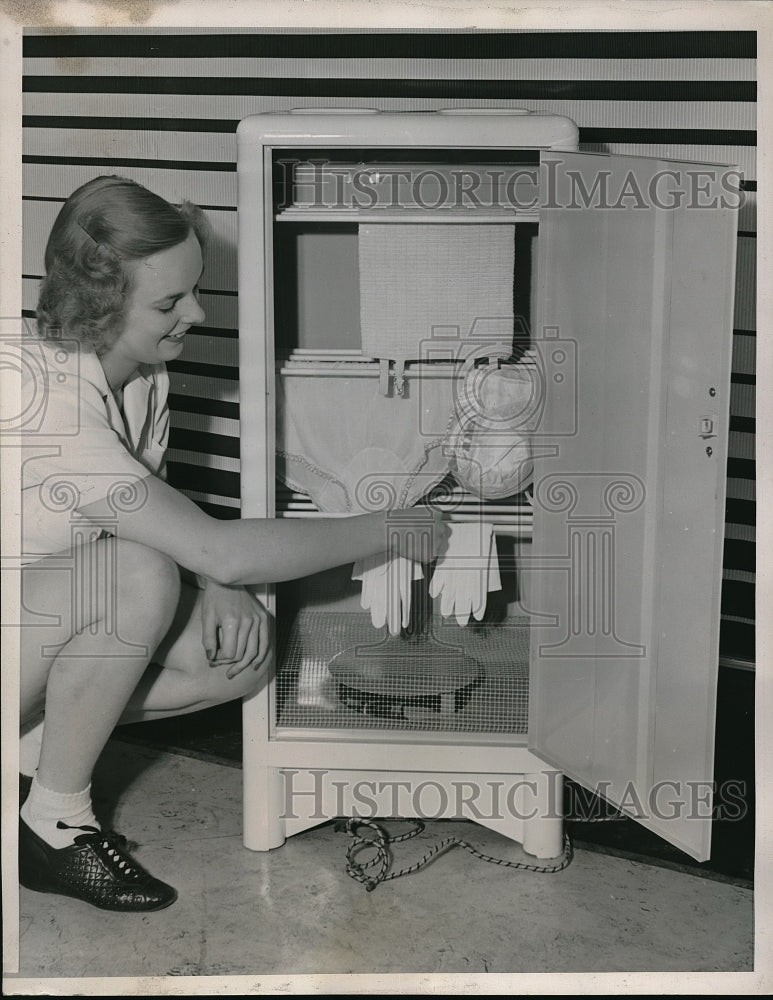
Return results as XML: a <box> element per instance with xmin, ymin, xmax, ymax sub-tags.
<box><xmin>338</xmin><ymin>817</ymin><xmax>574</xmax><ymax>892</ymax></box>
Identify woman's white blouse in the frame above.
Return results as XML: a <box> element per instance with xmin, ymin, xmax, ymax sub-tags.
<box><xmin>20</xmin><ymin>339</ymin><xmax>170</xmax><ymax>564</ymax></box>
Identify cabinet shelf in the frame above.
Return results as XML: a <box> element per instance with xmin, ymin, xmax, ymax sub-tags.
<box><xmin>274</xmin><ymin>486</ymin><xmax>533</xmax><ymax>537</ymax></box>
<box><xmin>276</xmin><ymin>354</ymin><xmax>539</xmax><ymax>377</ymax></box>
<box><xmin>276</xmin><ymin>362</ymin><xmax>462</xmax><ymax>379</ymax></box>
<box><xmin>275</xmin><ymin>208</ymin><xmax>538</xmax><ymax>225</ymax></box>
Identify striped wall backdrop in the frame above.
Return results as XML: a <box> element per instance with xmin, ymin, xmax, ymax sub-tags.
<box><xmin>21</xmin><ymin>29</ymin><xmax>756</xmax><ymax>664</ymax></box>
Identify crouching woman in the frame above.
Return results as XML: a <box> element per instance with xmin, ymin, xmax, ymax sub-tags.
<box><xmin>19</xmin><ymin>176</ymin><xmax>446</xmax><ymax>912</ymax></box>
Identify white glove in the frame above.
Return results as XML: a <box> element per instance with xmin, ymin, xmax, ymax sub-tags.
<box><xmin>428</xmin><ymin>522</ymin><xmax>501</xmax><ymax>626</ymax></box>
<box><xmin>353</xmin><ymin>553</ymin><xmax>424</xmax><ymax>636</ymax></box>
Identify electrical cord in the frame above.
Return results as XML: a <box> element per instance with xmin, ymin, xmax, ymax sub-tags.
<box><xmin>335</xmin><ymin>816</ymin><xmax>574</xmax><ymax>892</ymax></box>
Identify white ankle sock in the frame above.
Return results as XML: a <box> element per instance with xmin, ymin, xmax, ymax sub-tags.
<box><xmin>20</xmin><ymin>775</ymin><xmax>99</xmax><ymax>849</ymax></box>
<box><xmin>19</xmin><ymin>715</ymin><xmax>45</xmax><ymax>777</ymax></box>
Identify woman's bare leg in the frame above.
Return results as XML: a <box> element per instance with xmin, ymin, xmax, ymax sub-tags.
<box><xmin>117</xmin><ymin>578</ymin><xmax>270</xmax><ymax>725</ymax></box>
<box><xmin>19</xmin><ymin>536</ymin><xmax>268</xmax><ymax>909</ymax></box>
<box><xmin>21</xmin><ymin>541</ymin><xmax>269</xmax><ymax>778</ymax></box>
<box><xmin>21</xmin><ymin>537</ymin><xmax>181</xmax><ymax>793</ymax></box>
<box><xmin>18</xmin><ymin>534</ymin><xmax>183</xmax><ymax>910</ymax></box>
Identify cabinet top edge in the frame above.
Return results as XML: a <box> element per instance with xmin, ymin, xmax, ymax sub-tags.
<box><xmin>236</xmin><ymin>111</ymin><xmax>580</xmax><ymax>151</ymax></box>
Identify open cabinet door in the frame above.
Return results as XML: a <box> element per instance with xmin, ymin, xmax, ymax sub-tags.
<box><xmin>527</xmin><ymin>150</ymin><xmax>740</xmax><ymax>860</ymax></box>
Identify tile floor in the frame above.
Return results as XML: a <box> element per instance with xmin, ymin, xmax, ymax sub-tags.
<box><xmin>4</xmin><ymin>737</ymin><xmax>757</xmax><ymax>993</ymax></box>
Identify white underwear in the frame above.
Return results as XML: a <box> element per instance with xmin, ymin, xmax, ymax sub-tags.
<box><xmin>277</xmin><ymin>370</ymin><xmax>456</xmax><ymax>634</ymax></box>
<box><xmin>277</xmin><ymin>370</ymin><xmax>455</xmax><ymax>513</ymax></box>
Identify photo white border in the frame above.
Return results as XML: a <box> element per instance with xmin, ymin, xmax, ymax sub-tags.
<box><xmin>1</xmin><ymin>1</ymin><xmax>770</xmax><ymax>995</ymax></box>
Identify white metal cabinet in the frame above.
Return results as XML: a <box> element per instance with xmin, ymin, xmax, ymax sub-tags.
<box><xmin>236</xmin><ymin>111</ymin><xmax>738</xmax><ymax>863</ymax></box>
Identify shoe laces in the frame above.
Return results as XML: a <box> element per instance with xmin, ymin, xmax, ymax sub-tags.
<box><xmin>58</xmin><ymin>822</ymin><xmax>140</xmax><ymax>878</ymax></box>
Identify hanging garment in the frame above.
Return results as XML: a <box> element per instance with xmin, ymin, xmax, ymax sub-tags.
<box><xmin>277</xmin><ymin>370</ymin><xmax>455</xmax><ymax>511</ymax></box>
<box><xmin>444</xmin><ymin>362</ymin><xmax>535</xmax><ymax>500</ymax></box>
<box><xmin>358</xmin><ymin>224</ymin><xmax>515</xmax><ymax>393</ymax></box>
<box><xmin>276</xmin><ymin>370</ymin><xmax>456</xmax><ymax>632</ymax></box>
<box><xmin>429</xmin><ymin>521</ymin><xmax>502</xmax><ymax>626</ymax></box>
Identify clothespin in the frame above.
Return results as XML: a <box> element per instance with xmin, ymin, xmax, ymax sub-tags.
<box><xmin>378</xmin><ymin>358</ymin><xmax>390</xmax><ymax>396</ymax></box>
<box><xmin>393</xmin><ymin>359</ymin><xmax>406</xmax><ymax>396</ymax></box>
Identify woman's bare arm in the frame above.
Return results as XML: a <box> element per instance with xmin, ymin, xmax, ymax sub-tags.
<box><xmin>79</xmin><ymin>473</ymin><xmax>445</xmax><ymax>586</ymax></box>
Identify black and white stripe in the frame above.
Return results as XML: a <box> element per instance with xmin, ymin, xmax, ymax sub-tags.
<box><xmin>21</xmin><ymin>28</ymin><xmax>756</xmax><ymax>663</ymax></box>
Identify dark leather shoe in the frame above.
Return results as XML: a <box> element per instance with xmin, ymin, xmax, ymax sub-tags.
<box><xmin>19</xmin><ymin>818</ymin><xmax>178</xmax><ymax>911</ymax></box>
<box><xmin>19</xmin><ymin>774</ymin><xmax>32</xmax><ymax>807</ymax></box>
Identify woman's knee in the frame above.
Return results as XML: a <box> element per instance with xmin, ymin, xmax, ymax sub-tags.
<box><xmin>114</xmin><ymin>539</ymin><xmax>180</xmax><ymax>639</ymax></box>
<box><xmin>20</xmin><ymin>538</ymin><xmax>180</xmax><ymax>665</ymax></box>
<box><xmin>207</xmin><ymin>647</ymin><xmax>272</xmax><ymax>705</ymax></box>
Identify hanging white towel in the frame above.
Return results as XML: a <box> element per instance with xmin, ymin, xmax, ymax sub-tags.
<box><xmin>358</xmin><ymin>224</ymin><xmax>515</xmax><ymax>386</ymax></box>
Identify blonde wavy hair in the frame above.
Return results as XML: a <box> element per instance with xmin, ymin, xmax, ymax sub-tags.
<box><xmin>35</xmin><ymin>175</ymin><xmax>210</xmax><ymax>353</ymax></box>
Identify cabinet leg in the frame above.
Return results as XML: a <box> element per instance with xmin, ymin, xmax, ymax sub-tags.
<box><xmin>521</xmin><ymin>770</ymin><xmax>565</xmax><ymax>859</ymax></box>
<box><xmin>242</xmin><ymin>764</ymin><xmax>286</xmax><ymax>851</ymax></box>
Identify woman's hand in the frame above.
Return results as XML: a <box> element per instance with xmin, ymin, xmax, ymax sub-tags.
<box><xmin>386</xmin><ymin>507</ymin><xmax>449</xmax><ymax>562</ymax></box>
<box><xmin>200</xmin><ymin>580</ymin><xmax>272</xmax><ymax>679</ymax></box>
